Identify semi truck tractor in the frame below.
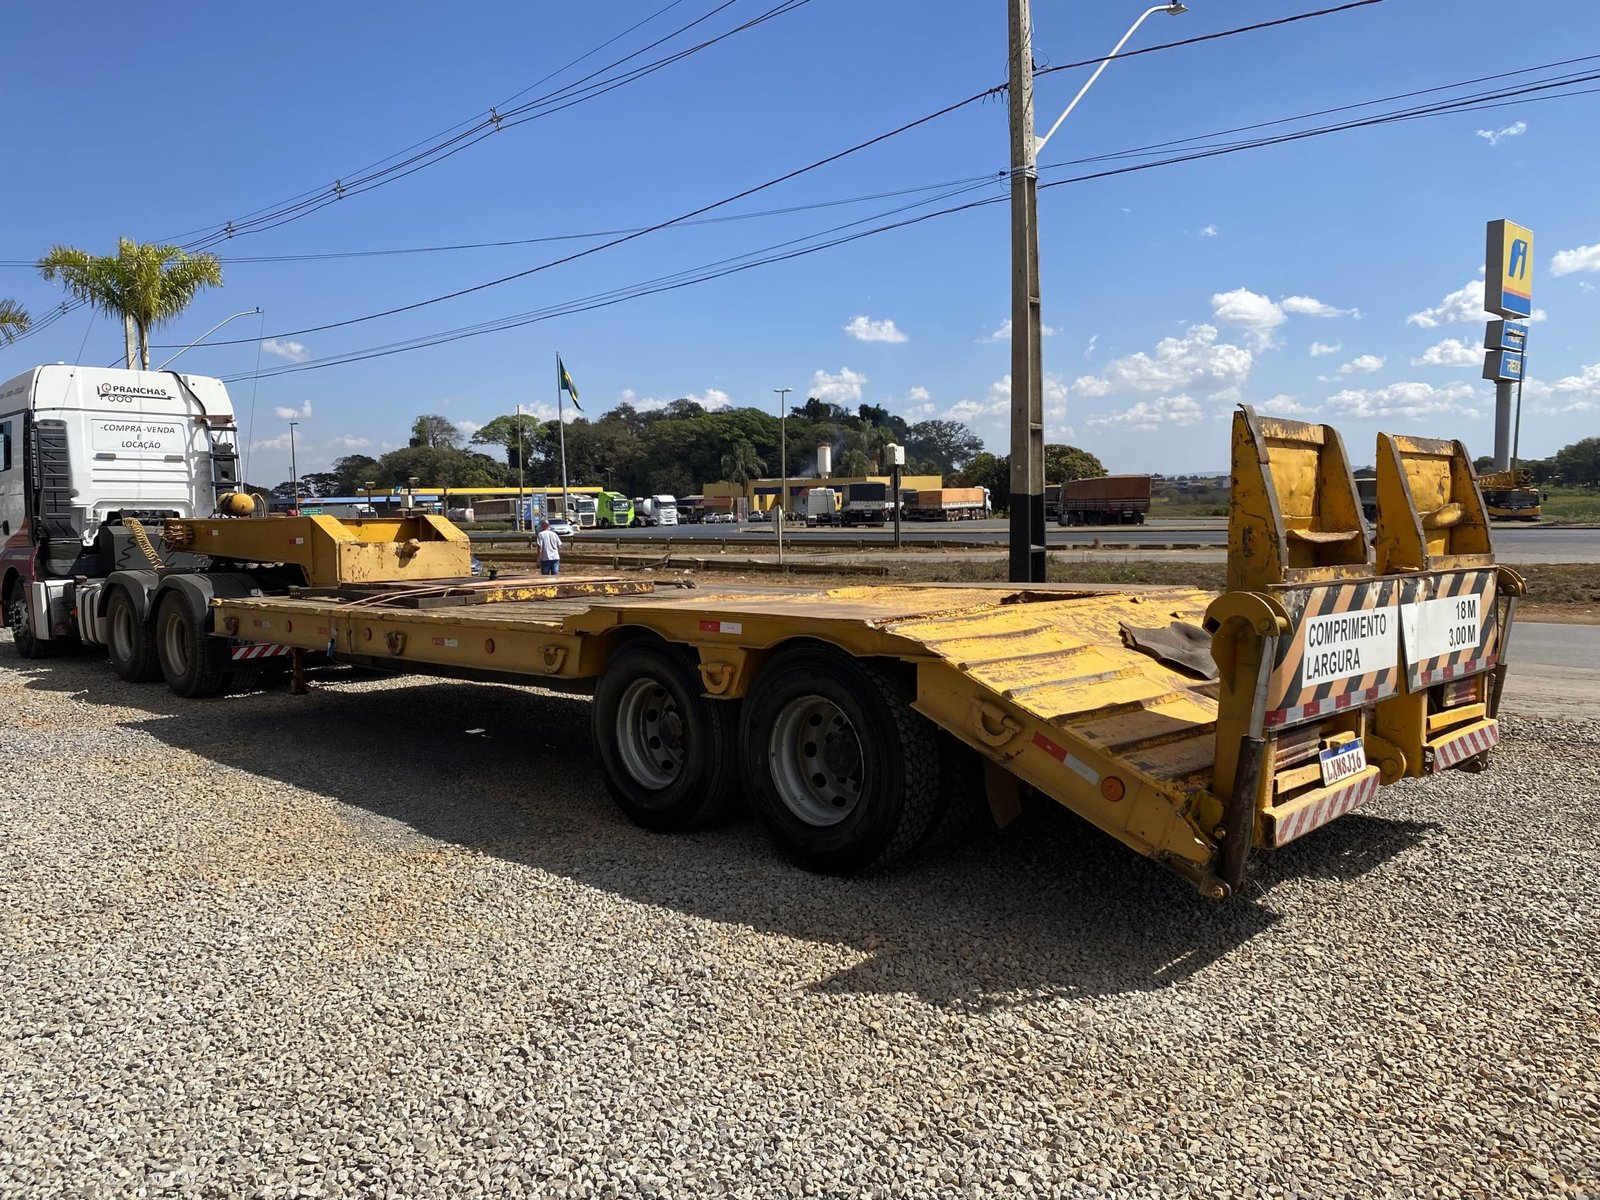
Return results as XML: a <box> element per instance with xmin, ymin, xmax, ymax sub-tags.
<box><xmin>0</xmin><ymin>365</ymin><xmax>248</xmax><ymax>663</ymax></box>
<box><xmin>1057</xmin><ymin>475</ymin><xmax>1152</xmax><ymax>526</ymax></box>
<box><xmin>632</xmin><ymin>495</ymin><xmax>679</xmax><ymax>527</ymax></box>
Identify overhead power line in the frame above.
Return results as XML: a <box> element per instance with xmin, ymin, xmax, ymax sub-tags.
<box><xmin>220</xmin><ymin>66</ymin><xmax>1600</xmax><ymax>383</ymax></box>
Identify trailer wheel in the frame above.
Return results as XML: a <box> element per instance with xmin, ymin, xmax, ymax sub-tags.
<box><xmin>6</xmin><ymin>590</ymin><xmax>54</xmax><ymax>660</ymax></box>
<box><xmin>741</xmin><ymin>648</ymin><xmax>939</xmax><ymax>874</ymax></box>
<box><xmin>155</xmin><ymin>592</ymin><xmax>228</xmax><ymax>698</ymax></box>
<box><xmin>106</xmin><ymin>586</ymin><xmax>161</xmax><ymax>683</ymax></box>
<box><xmin>592</xmin><ymin>639</ymin><xmax>740</xmax><ymax>832</ymax></box>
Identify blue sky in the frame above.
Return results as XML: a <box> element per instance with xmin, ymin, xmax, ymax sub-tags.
<box><xmin>3</xmin><ymin>0</ymin><xmax>1598</xmax><ymax>484</ymax></box>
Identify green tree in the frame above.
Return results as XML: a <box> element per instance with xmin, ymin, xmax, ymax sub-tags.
<box><xmin>1045</xmin><ymin>444</ymin><xmax>1107</xmax><ymax>483</ymax></box>
<box><xmin>37</xmin><ymin>238</ymin><xmax>222</xmax><ymax>369</ymax></box>
<box><xmin>905</xmin><ymin>419</ymin><xmax>983</xmax><ymax>474</ymax></box>
<box><xmin>330</xmin><ymin>453</ymin><xmax>380</xmax><ymax>493</ymax></box>
<box><xmin>471</xmin><ymin>413</ymin><xmax>545</xmax><ymax>467</ymax></box>
<box><xmin>719</xmin><ymin>440</ymin><xmax>766</xmax><ymax>487</ymax></box>
<box><xmin>1554</xmin><ymin>437</ymin><xmax>1600</xmax><ymax>487</ymax></box>
<box><xmin>951</xmin><ymin>451</ymin><xmax>1010</xmax><ymax>508</ymax></box>
<box><xmin>409</xmin><ymin>414</ymin><xmax>462</xmax><ymax>449</ymax></box>
<box><xmin>0</xmin><ymin>299</ymin><xmax>30</xmax><ymax>346</ymax></box>
<box><xmin>837</xmin><ymin>448</ymin><xmax>873</xmax><ymax>477</ymax></box>
<box><xmin>372</xmin><ymin>445</ymin><xmax>510</xmax><ymax>488</ymax></box>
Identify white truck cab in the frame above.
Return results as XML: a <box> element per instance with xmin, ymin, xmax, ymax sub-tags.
<box><xmin>1</xmin><ymin>365</ymin><xmax>240</xmax><ymax>653</ymax></box>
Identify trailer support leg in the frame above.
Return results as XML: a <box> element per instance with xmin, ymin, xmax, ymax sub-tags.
<box><xmin>289</xmin><ymin>648</ymin><xmax>309</xmax><ymax>696</ymax></box>
<box><xmin>1220</xmin><ymin>735</ymin><xmax>1267</xmax><ymax>895</ymax></box>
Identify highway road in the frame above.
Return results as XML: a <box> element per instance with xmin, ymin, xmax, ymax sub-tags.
<box><xmin>477</xmin><ymin>519</ymin><xmax>1600</xmax><ymax>563</ymax></box>
<box><xmin>1501</xmin><ymin>621</ymin><xmax>1600</xmax><ymax>718</ymax></box>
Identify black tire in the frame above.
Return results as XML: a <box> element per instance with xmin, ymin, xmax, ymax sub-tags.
<box><xmin>155</xmin><ymin>592</ymin><xmax>228</xmax><ymax>698</ymax></box>
<box><xmin>591</xmin><ymin>638</ymin><xmax>741</xmax><ymax>832</ymax></box>
<box><xmin>6</xmin><ymin>589</ymin><xmax>54</xmax><ymax>660</ymax></box>
<box><xmin>740</xmin><ymin>648</ymin><xmax>940</xmax><ymax>874</ymax></box>
<box><xmin>105</xmin><ymin>586</ymin><xmax>161</xmax><ymax>683</ymax></box>
<box><xmin>924</xmin><ymin>736</ymin><xmax>990</xmax><ymax>847</ymax></box>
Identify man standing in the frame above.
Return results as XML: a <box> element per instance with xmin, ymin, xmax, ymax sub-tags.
<box><xmin>536</xmin><ymin>518</ymin><xmax>562</xmax><ymax>576</ymax></box>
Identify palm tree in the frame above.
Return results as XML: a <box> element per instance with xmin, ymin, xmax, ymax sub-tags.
<box><xmin>837</xmin><ymin>448</ymin><xmax>873</xmax><ymax>477</ymax></box>
<box><xmin>719</xmin><ymin>440</ymin><xmax>766</xmax><ymax>488</ymax></box>
<box><xmin>37</xmin><ymin>238</ymin><xmax>223</xmax><ymax>369</ymax></box>
<box><xmin>0</xmin><ymin>299</ymin><xmax>30</xmax><ymax>346</ymax></box>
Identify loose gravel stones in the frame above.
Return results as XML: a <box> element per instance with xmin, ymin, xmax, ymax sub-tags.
<box><xmin>1</xmin><ymin>643</ymin><xmax>1595</xmax><ymax>1198</ymax></box>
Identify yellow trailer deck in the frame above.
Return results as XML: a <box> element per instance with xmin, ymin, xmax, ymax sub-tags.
<box><xmin>159</xmin><ymin>409</ymin><xmax>1522</xmax><ymax>895</ymax></box>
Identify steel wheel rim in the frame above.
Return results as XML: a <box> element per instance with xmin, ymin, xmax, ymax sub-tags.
<box><xmin>768</xmin><ymin>696</ymin><xmax>864</xmax><ymax>827</ymax></box>
<box><xmin>161</xmin><ymin>611</ymin><xmax>189</xmax><ymax>676</ymax></box>
<box><xmin>615</xmin><ymin>676</ymin><xmax>686</xmax><ymax>791</ymax></box>
<box><xmin>110</xmin><ymin>602</ymin><xmax>136</xmax><ymax>662</ymax></box>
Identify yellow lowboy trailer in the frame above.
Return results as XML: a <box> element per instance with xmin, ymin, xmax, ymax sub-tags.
<box><xmin>159</xmin><ymin>409</ymin><xmax>1520</xmax><ymax>895</ymax></box>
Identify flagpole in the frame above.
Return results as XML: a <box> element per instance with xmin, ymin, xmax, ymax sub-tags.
<box><xmin>516</xmin><ymin>402</ymin><xmax>525</xmax><ymax>533</ymax></box>
<box><xmin>558</xmin><ymin>352</ymin><xmax>570</xmax><ymax>521</ymax></box>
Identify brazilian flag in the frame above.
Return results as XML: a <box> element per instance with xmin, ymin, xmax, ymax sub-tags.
<box><xmin>558</xmin><ymin>355</ymin><xmax>582</xmax><ymax>411</ymax></box>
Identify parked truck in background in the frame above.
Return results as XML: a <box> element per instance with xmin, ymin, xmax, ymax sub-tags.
<box><xmin>842</xmin><ymin>481</ymin><xmax>890</xmax><ymax>527</ymax></box>
<box><xmin>906</xmin><ymin>487</ymin><xmax>987</xmax><ymax>521</ymax></box>
<box><xmin>1057</xmin><ymin>475</ymin><xmax>1151</xmax><ymax>526</ymax></box>
<box><xmin>632</xmin><ymin>495</ymin><xmax>679</xmax><ymax>527</ymax></box>
<box><xmin>805</xmin><ymin>487</ymin><xmax>840</xmax><ymax>527</ymax></box>
<box><xmin>597</xmin><ymin>492</ymin><xmax>634</xmax><ymax>528</ymax></box>
<box><xmin>1477</xmin><ymin>469</ymin><xmax>1542</xmax><ymax>521</ymax></box>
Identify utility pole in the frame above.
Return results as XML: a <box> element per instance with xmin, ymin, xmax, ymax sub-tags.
<box><xmin>1008</xmin><ymin>0</ymin><xmax>1047</xmax><ymax>582</ymax></box>
<box><xmin>288</xmin><ymin>420</ymin><xmax>300</xmax><ymax>514</ymax></box>
<box><xmin>774</xmin><ymin>386</ymin><xmax>791</xmax><ymax>566</ymax></box>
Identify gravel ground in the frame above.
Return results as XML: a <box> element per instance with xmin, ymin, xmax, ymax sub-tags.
<box><xmin>1</xmin><ymin>640</ymin><xmax>1596</xmax><ymax>1199</ymax></box>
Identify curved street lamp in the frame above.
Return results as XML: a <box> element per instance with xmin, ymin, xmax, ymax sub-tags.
<box><xmin>155</xmin><ymin>307</ymin><xmax>263</xmax><ymax>371</ymax></box>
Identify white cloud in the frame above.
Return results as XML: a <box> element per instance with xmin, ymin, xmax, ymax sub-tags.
<box><xmin>1522</xmin><ymin>361</ymin><xmax>1600</xmax><ymax>414</ymax></box>
<box><xmin>942</xmin><ymin>374</ymin><xmax>1070</xmax><ymax>437</ymax></box>
<box><xmin>272</xmin><ymin>400</ymin><xmax>312</xmax><ymax>421</ymax></box>
<box><xmin>1581</xmin><ymin>281</ymin><xmax>1597</xmax><ymax>293</ymax></box>
<box><xmin>455</xmin><ymin>420</ymin><xmax>484</xmax><ymax>439</ymax></box>
<box><xmin>261</xmin><ymin>338</ymin><xmax>310</xmax><ymax>363</ymax></box>
<box><xmin>326</xmin><ymin>435</ymin><xmax>371</xmax><ymax>450</ymax></box>
<box><xmin>1551</xmin><ymin>243</ymin><xmax>1600</xmax><ymax>276</ymax></box>
<box><xmin>1086</xmin><ymin>394</ymin><xmax>1206</xmax><ymax>432</ymax></box>
<box><xmin>1211</xmin><ymin>288</ymin><xmax>1285</xmax><ymax>346</ymax></box>
<box><xmin>1258</xmin><ymin>393</ymin><xmax>1316</xmax><ymax>416</ymax></box>
<box><xmin>1281</xmin><ymin>295</ymin><xmax>1359</xmax><ymax>318</ymax></box>
<box><xmin>843</xmin><ymin>314</ymin><xmax>908</xmax><ymax>344</ymax></box>
<box><xmin>1411</xmin><ymin>338</ymin><xmax>1482</xmax><ymax>368</ymax></box>
<box><xmin>907</xmin><ymin>385</ymin><xmax>930</xmax><ymax>403</ymax></box>
<box><xmin>1408</xmin><ymin>277</ymin><xmax>1548</xmax><ymax>327</ymax></box>
<box><xmin>1072</xmin><ymin>324</ymin><xmax>1253</xmax><ymax>398</ymax></box>
<box><xmin>809</xmin><ymin>367</ymin><xmax>867</xmax><ymax>406</ymax></box>
<box><xmin>978</xmin><ymin>317</ymin><xmax>1056</xmax><ymax>343</ymax></box>
<box><xmin>1084</xmin><ymin>334</ymin><xmax>1099</xmax><ymax>359</ymax></box>
<box><xmin>251</xmin><ymin>433</ymin><xmax>292</xmax><ymax>451</ymax></box>
<box><xmin>1309</xmin><ymin>341</ymin><xmax>1342</xmax><ymax>357</ymax></box>
<box><xmin>1406</xmin><ymin>280</ymin><xmax>1486</xmax><ymax>328</ymax></box>
<box><xmin>629</xmin><ymin>388</ymin><xmax>733</xmax><ymax>413</ymax></box>
<box><xmin>1475</xmin><ymin>121</ymin><xmax>1527</xmax><ymax>146</ymax></box>
<box><xmin>1199</xmin><ymin>224</ymin><xmax>1218</xmax><ymax>238</ymax></box>
<box><xmin>1323</xmin><ymin>381</ymin><xmax>1483</xmax><ymax>421</ymax></box>
<box><xmin>1338</xmin><ymin>354</ymin><xmax>1385</xmax><ymax>375</ymax></box>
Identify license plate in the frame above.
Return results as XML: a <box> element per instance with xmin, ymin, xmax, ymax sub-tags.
<box><xmin>1319</xmin><ymin>739</ymin><xmax>1368</xmax><ymax>787</ymax></box>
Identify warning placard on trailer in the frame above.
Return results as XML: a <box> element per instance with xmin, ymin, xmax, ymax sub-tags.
<box><xmin>1398</xmin><ymin>569</ymin><xmax>1499</xmax><ymax>690</ymax></box>
<box><xmin>1265</xmin><ymin>578</ymin><xmax>1402</xmax><ymax>730</ymax></box>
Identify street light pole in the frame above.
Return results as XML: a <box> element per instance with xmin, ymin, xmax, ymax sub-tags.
<box><xmin>288</xmin><ymin>420</ymin><xmax>300</xmax><ymax>514</ymax></box>
<box><xmin>1006</xmin><ymin>0</ymin><xmax>1187</xmax><ymax>583</ymax></box>
<box><xmin>155</xmin><ymin>307</ymin><xmax>263</xmax><ymax>371</ymax></box>
<box><xmin>774</xmin><ymin>386</ymin><xmax>792</xmax><ymax>567</ymax></box>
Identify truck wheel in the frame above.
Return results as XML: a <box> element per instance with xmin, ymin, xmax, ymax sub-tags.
<box><xmin>592</xmin><ymin>639</ymin><xmax>740</xmax><ymax>832</ymax></box>
<box><xmin>155</xmin><ymin>592</ymin><xmax>228</xmax><ymax>698</ymax></box>
<box><xmin>6</xmin><ymin>591</ymin><xmax>54</xmax><ymax>660</ymax></box>
<box><xmin>741</xmin><ymin>648</ymin><xmax>939</xmax><ymax>874</ymax></box>
<box><xmin>106</xmin><ymin>586</ymin><xmax>161</xmax><ymax>683</ymax></box>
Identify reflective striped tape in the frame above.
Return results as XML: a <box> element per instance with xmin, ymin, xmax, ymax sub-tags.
<box><xmin>230</xmin><ymin>643</ymin><xmax>292</xmax><ymax>661</ymax></box>
<box><xmin>1432</xmin><ymin>722</ymin><xmax>1499</xmax><ymax>771</ymax></box>
<box><xmin>1271</xmin><ymin>771</ymin><xmax>1381</xmax><ymax>847</ymax></box>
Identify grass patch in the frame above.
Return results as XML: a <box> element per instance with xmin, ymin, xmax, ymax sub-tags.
<box><xmin>1150</xmin><ymin>489</ymin><xmax>1230</xmax><ymax>519</ymax></box>
<box><xmin>1535</xmin><ymin>487</ymin><xmax>1600</xmax><ymax>524</ymax></box>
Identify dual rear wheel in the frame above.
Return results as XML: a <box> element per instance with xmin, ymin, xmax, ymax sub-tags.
<box><xmin>592</xmin><ymin>640</ymin><xmax>969</xmax><ymax>873</ymax></box>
